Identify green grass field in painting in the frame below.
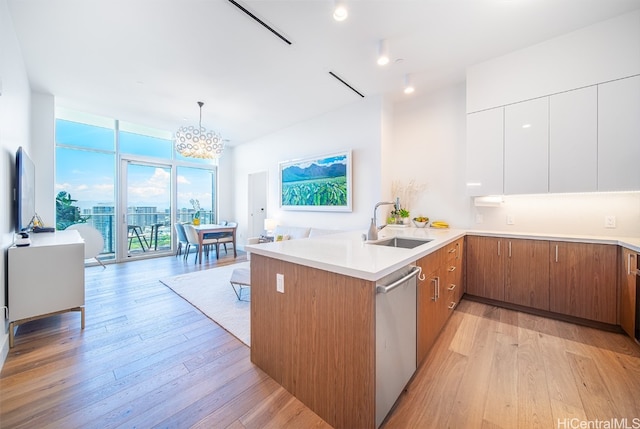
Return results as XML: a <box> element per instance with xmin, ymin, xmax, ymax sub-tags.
<box><xmin>282</xmin><ymin>176</ymin><xmax>347</xmax><ymax>206</ymax></box>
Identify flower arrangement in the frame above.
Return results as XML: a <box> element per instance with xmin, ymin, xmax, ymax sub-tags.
<box><xmin>190</xmin><ymin>198</ymin><xmax>201</xmax><ymax>225</ymax></box>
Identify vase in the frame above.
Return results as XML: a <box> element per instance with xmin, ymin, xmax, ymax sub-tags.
<box><xmin>193</xmin><ymin>217</ymin><xmax>200</xmax><ymax>226</ymax></box>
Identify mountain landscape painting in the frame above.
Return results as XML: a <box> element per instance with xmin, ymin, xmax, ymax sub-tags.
<box><xmin>280</xmin><ymin>151</ymin><xmax>352</xmax><ymax>211</ymax></box>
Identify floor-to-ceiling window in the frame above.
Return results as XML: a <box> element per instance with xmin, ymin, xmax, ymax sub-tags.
<box><xmin>55</xmin><ymin>107</ymin><xmax>218</xmax><ymax>262</ymax></box>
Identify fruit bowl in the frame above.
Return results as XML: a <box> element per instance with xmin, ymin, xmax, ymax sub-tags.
<box><xmin>412</xmin><ymin>217</ymin><xmax>429</xmax><ymax>228</ymax></box>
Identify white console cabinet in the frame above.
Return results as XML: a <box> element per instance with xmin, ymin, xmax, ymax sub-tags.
<box><xmin>8</xmin><ymin>229</ymin><xmax>85</xmax><ymax>347</ymax></box>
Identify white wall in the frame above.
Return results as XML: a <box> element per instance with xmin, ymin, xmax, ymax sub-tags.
<box><xmin>0</xmin><ymin>0</ymin><xmax>32</xmax><ymax>368</ymax></box>
<box><xmin>471</xmin><ymin>193</ymin><xmax>640</xmax><ymax>238</ymax></box>
<box><xmin>467</xmin><ymin>9</ymin><xmax>640</xmax><ymax>113</ymax></box>
<box><xmin>31</xmin><ymin>92</ymin><xmax>55</xmax><ymax>224</ymax></box>
<box><xmin>389</xmin><ymin>83</ymin><xmax>470</xmax><ymax>228</ymax></box>
<box><xmin>232</xmin><ymin>96</ymin><xmax>384</xmax><ymax>245</ymax></box>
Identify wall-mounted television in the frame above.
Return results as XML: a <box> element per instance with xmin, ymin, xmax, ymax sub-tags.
<box><xmin>15</xmin><ymin>146</ymin><xmax>36</xmax><ymax>232</ymax></box>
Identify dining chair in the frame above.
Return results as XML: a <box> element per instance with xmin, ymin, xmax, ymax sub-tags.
<box><xmin>174</xmin><ymin>223</ymin><xmax>188</xmax><ymax>258</ymax></box>
<box><xmin>67</xmin><ymin>223</ymin><xmax>106</xmax><ymax>268</ymax></box>
<box><xmin>215</xmin><ymin>221</ymin><xmax>237</xmax><ymax>258</ymax></box>
<box><xmin>183</xmin><ymin>224</ymin><xmax>216</xmax><ymax>263</ymax></box>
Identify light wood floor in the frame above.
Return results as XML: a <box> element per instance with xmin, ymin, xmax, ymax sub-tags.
<box><xmin>1</xmin><ymin>252</ymin><xmax>639</xmax><ymax>428</ymax></box>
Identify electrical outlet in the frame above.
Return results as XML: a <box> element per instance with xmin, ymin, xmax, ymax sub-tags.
<box><xmin>276</xmin><ymin>273</ymin><xmax>284</xmax><ymax>293</ymax></box>
<box><xmin>604</xmin><ymin>216</ymin><xmax>616</xmax><ymax>229</ymax></box>
<box><xmin>475</xmin><ymin>214</ymin><xmax>483</xmax><ymax>224</ymax></box>
<box><xmin>506</xmin><ymin>214</ymin><xmax>515</xmax><ymax>225</ymax></box>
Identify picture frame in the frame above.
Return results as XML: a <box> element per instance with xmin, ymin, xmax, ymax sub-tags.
<box><xmin>279</xmin><ymin>150</ymin><xmax>352</xmax><ymax>212</ymax></box>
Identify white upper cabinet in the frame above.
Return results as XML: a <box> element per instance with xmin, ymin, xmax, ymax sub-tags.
<box><xmin>504</xmin><ymin>98</ymin><xmax>549</xmax><ymax>195</ymax></box>
<box><xmin>466</xmin><ymin>108</ymin><xmax>504</xmax><ymax>196</ymax></box>
<box><xmin>598</xmin><ymin>75</ymin><xmax>640</xmax><ymax>191</ymax></box>
<box><xmin>549</xmin><ymin>86</ymin><xmax>598</xmax><ymax>193</ymax></box>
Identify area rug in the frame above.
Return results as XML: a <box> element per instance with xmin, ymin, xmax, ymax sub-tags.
<box><xmin>160</xmin><ymin>261</ymin><xmax>251</xmax><ymax>346</ymax></box>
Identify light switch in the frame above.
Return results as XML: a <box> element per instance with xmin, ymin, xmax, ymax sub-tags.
<box><xmin>276</xmin><ymin>273</ymin><xmax>284</xmax><ymax>293</ymax></box>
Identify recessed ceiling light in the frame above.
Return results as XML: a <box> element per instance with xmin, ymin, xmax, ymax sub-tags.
<box><xmin>522</xmin><ymin>124</ymin><xmax>531</xmax><ymax>128</ymax></box>
<box><xmin>333</xmin><ymin>1</ymin><xmax>348</xmax><ymax>21</ymax></box>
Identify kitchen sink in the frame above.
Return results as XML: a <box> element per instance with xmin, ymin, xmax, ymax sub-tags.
<box><xmin>370</xmin><ymin>237</ymin><xmax>433</xmax><ymax>249</ymax></box>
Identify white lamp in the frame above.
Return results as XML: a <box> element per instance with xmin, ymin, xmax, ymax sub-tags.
<box><xmin>264</xmin><ymin>218</ymin><xmax>277</xmax><ymax>236</ymax></box>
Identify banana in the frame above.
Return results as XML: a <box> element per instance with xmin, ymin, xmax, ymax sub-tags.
<box><xmin>431</xmin><ymin>221</ymin><xmax>449</xmax><ymax>228</ymax></box>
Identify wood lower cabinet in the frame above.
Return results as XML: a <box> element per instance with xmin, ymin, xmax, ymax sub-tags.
<box><xmin>620</xmin><ymin>247</ymin><xmax>637</xmax><ymax>337</ymax></box>
<box><xmin>549</xmin><ymin>241</ymin><xmax>618</xmax><ymax>324</ymax></box>
<box><xmin>466</xmin><ymin>236</ymin><xmax>505</xmax><ymax>301</ymax></box>
<box><xmin>417</xmin><ymin>238</ymin><xmax>464</xmax><ymax>364</ymax></box>
<box><xmin>467</xmin><ymin>236</ymin><xmax>549</xmax><ymax>310</ymax></box>
<box><xmin>504</xmin><ymin>239</ymin><xmax>550</xmax><ymax>310</ymax></box>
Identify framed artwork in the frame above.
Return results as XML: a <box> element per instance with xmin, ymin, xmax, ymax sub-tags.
<box><xmin>279</xmin><ymin>150</ymin><xmax>352</xmax><ymax>211</ymax></box>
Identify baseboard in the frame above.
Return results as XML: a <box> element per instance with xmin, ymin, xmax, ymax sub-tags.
<box><xmin>0</xmin><ymin>331</ymin><xmax>9</xmax><ymax>371</ymax></box>
<box><xmin>463</xmin><ymin>294</ymin><xmax>623</xmax><ymax>333</ymax></box>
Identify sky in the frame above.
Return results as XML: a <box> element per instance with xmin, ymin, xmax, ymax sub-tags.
<box><xmin>55</xmin><ymin>119</ymin><xmax>216</xmax><ymax>213</ymax></box>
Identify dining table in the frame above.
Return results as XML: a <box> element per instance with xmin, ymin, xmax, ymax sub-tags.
<box><xmin>193</xmin><ymin>223</ymin><xmax>237</xmax><ymax>264</ymax></box>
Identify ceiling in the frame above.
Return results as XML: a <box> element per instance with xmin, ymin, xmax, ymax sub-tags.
<box><xmin>8</xmin><ymin>0</ymin><xmax>640</xmax><ymax>145</ymax></box>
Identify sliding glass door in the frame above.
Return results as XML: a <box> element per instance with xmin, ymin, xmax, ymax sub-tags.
<box><xmin>119</xmin><ymin>159</ymin><xmax>173</xmax><ymax>260</ymax></box>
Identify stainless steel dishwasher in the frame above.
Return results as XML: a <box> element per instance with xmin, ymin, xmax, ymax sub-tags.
<box><xmin>375</xmin><ymin>265</ymin><xmax>422</xmax><ymax>428</ymax></box>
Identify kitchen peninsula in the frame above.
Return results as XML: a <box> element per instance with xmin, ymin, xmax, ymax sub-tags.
<box><xmin>246</xmin><ymin>227</ymin><xmax>465</xmax><ymax>429</ymax></box>
<box><xmin>247</xmin><ymin>227</ymin><xmax>640</xmax><ymax>429</ymax></box>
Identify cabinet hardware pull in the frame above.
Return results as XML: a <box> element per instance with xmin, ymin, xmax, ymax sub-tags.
<box><xmin>448</xmin><ymin>284</ymin><xmax>456</xmax><ymax>291</ymax></box>
<box><xmin>555</xmin><ymin>245</ymin><xmax>558</xmax><ymax>263</ymax></box>
<box><xmin>449</xmin><ymin>247</ymin><xmax>456</xmax><ymax>254</ymax></box>
<box><xmin>431</xmin><ymin>278</ymin><xmax>437</xmax><ymax>301</ymax></box>
<box><xmin>456</xmin><ymin>243</ymin><xmax>460</xmax><ymax>260</ymax></box>
<box><xmin>497</xmin><ymin>241</ymin><xmax>501</xmax><ymax>256</ymax></box>
<box><xmin>376</xmin><ymin>266</ymin><xmax>422</xmax><ymax>294</ymax></box>
<box><xmin>436</xmin><ymin>276</ymin><xmax>440</xmax><ymax>300</ymax></box>
<box><xmin>448</xmin><ymin>302</ymin><xmax>456</xmax><ymax>310</ymax></box>
<box><xmin>508</xmin><ymin>241</ymin><xmax>512</xmax><ymax>258</ymax></box>
<box><xmin>448</xmin><ymin>266</ymin><xmax>456</xmax><ymax>272</ymax></box>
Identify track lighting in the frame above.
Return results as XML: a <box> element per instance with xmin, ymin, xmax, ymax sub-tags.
<box><xmin>377</xmin><ymin>40</ymin><xmax>389</xmax><ymax>66</ymax></box>
<box><xmin>403</xmin><ymin>74</ymin><xmax>415</xmax><ymax>94</ymax></box>
<box><xmin>333</xmin><ymin>1</ymin><xmax>348</xmax><ymax>21</ymax></box>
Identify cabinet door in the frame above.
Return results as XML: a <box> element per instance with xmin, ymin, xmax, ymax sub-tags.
<box><xmin>598</xmin><ymin>75</ymin><xmax>640</xmax><ymax>191</ymax></box>
<box><xmin>505</xmin><ymin>239</ymin><xmax>550</xmax><ymax>311</ymax></box>
<box><xmin>466</xmin><ymin>236</ymin><xmax>504</xmax><ymax>301</ymax></box>
<box><xmin>504</xmin><ymin>97</ymin><xmax>549</xmax><ymax>194</ymax></box>
<box><xmin>620</xmin><ymin>248</ymin><xmax>637</xmax><ymax>337</ymax></box>
<box><xmin>549</xmin><ymin>86</ymin><xmax>598</xmax><ymax>193</ymax></box>
<box><xmin>416</xmin><ymin>264</ymin><xmax>442</xmax><ymax>365</ymax></box>
<box><xmin>549</xmin><ymin>242</ymin><xmax>618</xmax><ymax>324</ymax></box>
<box><xmin>466</xmin><ymin>108</ymin><xmax>504</xmax><ymax>196</ymax></box>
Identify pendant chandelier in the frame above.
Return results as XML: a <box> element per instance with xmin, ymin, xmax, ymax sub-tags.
<box><xmin>174</xmin><ymin>101</ymin><xmax>224</xmax><ymax>159</ymax></box>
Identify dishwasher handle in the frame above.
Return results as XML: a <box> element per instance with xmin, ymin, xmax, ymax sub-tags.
<box><xmin>376</xmin><ymin>266</ymin><xmax>422</xmax><ymax>294</ymax></box>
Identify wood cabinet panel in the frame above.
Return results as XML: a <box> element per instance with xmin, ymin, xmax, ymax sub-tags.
<box><xmin>466</xmin><ymin>236</ymin><xmax>505</xmax><ymax>301</ymax></box>
<box><xmin>417</xmin><ymin>238</ymin><xmax>465</xmax><ymax>365</ymax></box>
<box><xmin>250</xmin><ymin>254</ymin><xmax>376</xmax><ymax>429</ymax></box>
<box><xmin>416</xmin><ymin>264</ymin><xmax>443</xmax><ymax>365</ymax></box>
<box><xmin>505</xmin><ymin>239</ymin><xmax>550</xmax><ymax>310</ymax></box>
<box><xmin>549</xmin><ymin>242</ymin><xmax>618</xmax><ymax>324</ymax></box>
<box><xmin>620</xmin><ymin>248</ymin><xmax>637</xmax><ymax>337</ymax></box>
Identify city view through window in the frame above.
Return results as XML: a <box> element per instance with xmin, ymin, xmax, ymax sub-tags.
<box><xmin>55</xmin><ymin>109</ymin><xmax>217</xmax><ymax>261</ymax></box>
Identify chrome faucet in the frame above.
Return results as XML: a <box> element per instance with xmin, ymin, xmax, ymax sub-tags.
<box><xmin>368</xmin><ymin>198</ymin><xmax>400</xmax><ymax>240</ymax></box>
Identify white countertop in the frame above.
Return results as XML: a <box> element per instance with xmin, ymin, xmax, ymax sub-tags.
<box><xmin>246</xmin><ymin>226</ymin><xmax>640</xmax><ymax>282</ymax></box>
<box><xmin>246</xmin><ymin>227</ymin><xmax>465</xmax><ymax>281</ymax></box>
